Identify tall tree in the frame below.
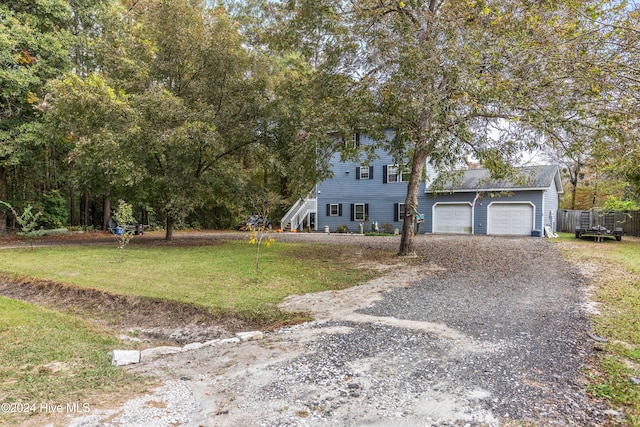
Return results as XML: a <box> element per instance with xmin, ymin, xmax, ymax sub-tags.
<box><xmin>0</xmin><ymin>0</ymin><xmax>73</xmax><ymax>234</ymax></box>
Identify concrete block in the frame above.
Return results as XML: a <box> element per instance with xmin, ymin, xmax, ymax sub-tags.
<box><xmin>111</xmin><ymin>350</ymin><xmax>141</xmax><ymax>366</ymax></box>
<box><xmin>236</xmin><ymin>331</ymin><xmax>264</xmax><ymax>342</ymax></box>
<box><xmin>203</xmin><ymin>339</ymin><xmax>221</xmax><ymax>347</ymax></box>
<box><xmin>182</xmin><ymin>342</ymin><xmax>204</xmax><ymax>351</ymax></box>
<box><xmin>220</xmin><ymin>337</ymin><xmax>241</xmax><ymax>344</ymax></box>
<box><xmin>140</xmin><ymin>346</ymin><xmax>182</xmax><ymax>361</ymax></box>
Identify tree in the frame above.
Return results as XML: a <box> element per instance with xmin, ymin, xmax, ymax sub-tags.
<box><xmin>273</xmin><ymin>0</ymin><xmax>624</xmax><ymax>255</ymax></box>
<box><xmin>48</xmin><ymin>1</ymin><xmax>274</xmax><ymax>238</ymax></box>
<box><xmin>0</xmin><ymin>0</ymin><xmax>73</xmax><ymax>235</ymax></box>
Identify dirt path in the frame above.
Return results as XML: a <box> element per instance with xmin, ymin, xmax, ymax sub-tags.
<box><xmin>51</xmin><ymin>234</ymin><xmax>611</xmax><ymax>427</ymax></box>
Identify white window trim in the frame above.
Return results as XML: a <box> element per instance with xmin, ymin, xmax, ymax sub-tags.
<box><xmin>387</xmin><ymin>165</ymin><xmax>409</xmax><ymax>183</ymax></box>
<box><xmin>398</xmin><ymin>203</ymin><xmax>405</xmax><ymax>220</ymax></box>
<box><xmin>354</xmin><ymin>203</ymin><xmax>366</xmax><ymax>221</ymax></box>
<box><xmin>329</xmin><ymin>204</ymin><xmax>339</xmax><ymax>216</ymax></box>
<box><xmin>387</xmin><ymin>165</ymin><xmax>399</xmax><ymax>183</ymax></box>
<box><xmin>359</xmin><ymin>166</ymin><xmax>369</xmax><ymax>180</ymax></box>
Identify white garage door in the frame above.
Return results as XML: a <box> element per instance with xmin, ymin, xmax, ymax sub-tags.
<box><xmin>488</xmin><ymin>203</ymin><xmax>534</xmax><ymax>235</ymax></box>
<box><xmin>434</xmin><ymin>204</ymin><xmax>472</xmax><ymax>234</ymax></box>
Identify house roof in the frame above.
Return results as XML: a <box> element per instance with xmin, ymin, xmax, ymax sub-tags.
<box><xmin>427</xmin><ymin>164</ymin><xmax>564</xmax><ymax>194</ymax></box>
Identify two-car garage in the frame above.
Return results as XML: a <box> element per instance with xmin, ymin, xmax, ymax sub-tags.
<box><xmin>432</xmin><ymin>202</ymin><xmax>535</xmax><ymax>236</ymax></box>
<box><xmin>426</xmin><ymin>165</ymin><xmax>561</xmax><ymax>237</ymax></box>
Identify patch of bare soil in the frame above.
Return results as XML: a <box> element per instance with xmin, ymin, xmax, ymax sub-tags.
<box><xmin>0</xmin><ymin>274</ymin><xmax>247</xmax><ymax>345</ymax></box>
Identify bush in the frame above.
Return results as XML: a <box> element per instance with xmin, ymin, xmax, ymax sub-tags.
<box><xmin>380</xmin><ymin>222</ymin><xmax>395</xmax><ymax>234</ymax></box>
<box><xmin>335</xmin><ymin>225</ymin><xmax>349</xmax><ymax>233</ymax></box>
<box><xmin>602</xmin><ymin>196</ymin><xmax>640</xmax><ymax>212</ymax></box>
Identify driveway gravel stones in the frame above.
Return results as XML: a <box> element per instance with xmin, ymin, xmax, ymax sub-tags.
<box><xmin>67</xmin><ymin>234</ymin><xmax>611</xmax><ymax>426</ymax></box>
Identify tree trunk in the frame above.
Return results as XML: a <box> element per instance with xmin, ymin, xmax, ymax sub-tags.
<box><xmin>0</xmin><ymin>166</ymin><xmax>6</xmax><ymax>236</ymax></box>
<box><xmin>165</xmin><ymin>214</ymin><xmax>174</xmax><ymax>240</ymax></box>
<box><xmin>69</xmin><ymin>182</ymin><xmax>76</xmax><ymax>226</ymax></box>
<box><xmin>81</xmin><ymin>191</ymin><xmax>90</xmax><ymax>229</ymax></box>
<box><xmin>102</xmin><ymin>191</ymin><xmax>111</xmax><ymax>231</ymax></box>
<box><xmin>398</xmin><ymin>148</ymin><xmax>429</xmax><ymax>256</ymax></box>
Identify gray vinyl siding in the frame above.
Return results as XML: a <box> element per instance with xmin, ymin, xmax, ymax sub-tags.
<box><xmin>422</xmin><ymin>190</ymin><xmax>545</xmax><ymax>235</ymax></box>
<box><xmin>543</xmin><ymin>184</ymin><xmax>560</xmax><ymax>231</ymax></box>
<box><xmin>317</xmin><ymin>135</ymin><xmax>424</xmax><ymax>232</ymax></box>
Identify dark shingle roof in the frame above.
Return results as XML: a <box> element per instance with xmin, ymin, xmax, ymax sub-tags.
<box><xmin>428</xmin><ymin>164</ymin><xmax>563</xmax><ymax>193</ymax></box>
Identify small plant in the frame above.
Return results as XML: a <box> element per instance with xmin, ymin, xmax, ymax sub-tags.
<box><xmin>248</xmin><ymin>191</ymin><xmax>281</xmax><ymax>277</ymax></box>
<box><xmin>0</xmin><ymin>201</ymin><xmax>44</xmax><ymax>247</ymax></box>
<box><xmin>112</xmin><ymin>200</ymin><xmax>136</xmax><ymax>262</ymax></box>
<box><xmin>336</xmin><ymin>225</ymin><xmax>349</xmax><ymax>233</ymax></box>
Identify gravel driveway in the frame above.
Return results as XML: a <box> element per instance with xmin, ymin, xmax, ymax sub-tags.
<box><xmin>67</xmin><ymin>234</ymin><xmax>610</xmax><ymax>426</ymax></box>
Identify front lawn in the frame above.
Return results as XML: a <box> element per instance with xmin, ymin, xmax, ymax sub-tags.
<box><xmin>0</xmin><ymin>237</ymin><xmax>392</xmax><ymax>424</ymax></box>
<box><xmin>555</xmin><ymin>233</ymin><xmax>640</xmax><ymax>426</ymax></box>
<box><xmin>0</xmin><ymin>296</ymin><xmax>150</xmax><ymax>425</ymax></box>
<box><xmin>0</xmin><ymin>240</ymin><xmax>386</xmax><ymax>323</ymax></box>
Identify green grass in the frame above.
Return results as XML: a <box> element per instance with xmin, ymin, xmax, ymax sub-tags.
<box><xmin>0</xmin><ymin>238</ymin><xmax>391</xmax><ymax>423</ymax></box>
<box><xmin>555</xmin><ymin>233</ymin><xmax>640</xmax><ymax>425</ymax></box>
<box><xmin>0</xmin><ymin>296</ymin><xmax>149</xmax><ymax>424</ymax></box>
<box><xmin>0</xmin><ymin>240</ymin><xmax>385</xmax><ymax>323</ymax></box>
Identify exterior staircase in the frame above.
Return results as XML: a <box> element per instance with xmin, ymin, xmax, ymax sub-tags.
<box><xmin>280</xmin><ymin>190</ymin><xmax>317</xmax><ymax>231</ymax></box>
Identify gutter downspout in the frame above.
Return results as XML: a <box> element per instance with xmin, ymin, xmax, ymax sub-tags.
<box><xmin>471</xmin><ymin>192</ymin><xmax>480</xmax><ymax>235</ymax></box>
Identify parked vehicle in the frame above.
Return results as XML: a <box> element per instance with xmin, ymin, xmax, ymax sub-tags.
<box><xmin>237</xmin><ymin>215</ymin><xmax>273</xmax><ymax>231</ymax></box>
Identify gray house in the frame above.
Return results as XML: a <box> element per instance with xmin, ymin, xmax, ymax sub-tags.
<box><xmin>423</xmin><ymin>165</ymin><xmax>564</xmax><ymax>236</ymax></box>
<box><xmin>281</xmin><ymin>135</ymin><xmax>563</xmax><ymax>236</ymax></box>
<box><xmin>281</xmin><ymin>133</ymin><xmax>419</xmax><ymax>232</ymax></box>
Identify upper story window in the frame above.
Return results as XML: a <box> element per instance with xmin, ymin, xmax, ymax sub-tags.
<box><xmin>344</xmin><ymin>133</ymin><xmax>361</xmax><ymax>149</ymax></box>
<box><xmin>384</xmin><ymin>165</ymin><xmax>410</xmax><ymax>183</ymax></box>
<box><xmin>359</xmin><ymin>166</ymin><xmax>369</xmax><ymax>180</ymax></box>
<box><xmin>352</xmin><ymin>133</ymin><xmax>361</xmax><ymax>148</ymax></box>
<box><xmin>356</xmin><ymin>166</ymin><xmax>373</xmax><ymax>180</ymax></box>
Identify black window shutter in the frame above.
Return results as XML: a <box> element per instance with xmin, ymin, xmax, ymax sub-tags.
<box><xmin>369</xmin><ymin>166</ymin><xmax>374</xmax><ymax>180</ymax></box>
<box><xmin>383</xmin><ymin>165</ymin><xmax>388</xmax><ymax>183</ymax></box>
<box><xmin>355</xmin><ymin>167</ymin><xmax>360</xmax><ymax>180</ymax></box>
<box><xmin>326</xmin><ymin>204</ymin><xmax>330</xmax><ymax>216</ymax></box>
<box><xmin>365</xmin><ymin>204</ymin><xmax>369</xmax><ymax>217</ymax></box>
<box><xmin>350</xmin><ymin>204</ymin><xmax>354</xmax><ymax>221</ymax></box>
<box><xmin>394</xmin><ymin>203</ymin><xmax>399</xmax><ymax>222</ymax></box>
<box><xmin>338</xmin><ymin>204</ymin><xmax>343</xmax><ymax>216</ymax></box>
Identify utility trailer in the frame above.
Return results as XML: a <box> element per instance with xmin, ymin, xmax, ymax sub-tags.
<box><xmin>575</xmin><ymin>211</ymin><xmax>623</xmax><ymax>242</ymax></box>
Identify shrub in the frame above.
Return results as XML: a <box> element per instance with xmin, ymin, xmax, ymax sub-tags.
<box><xmin>335</xmin><ymin>225</ymin><xmax>349</xmax><ymax>233</ymax></box>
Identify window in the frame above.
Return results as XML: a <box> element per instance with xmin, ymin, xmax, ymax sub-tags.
<box><xmin>344</xmin><ymin>133</ymin><xmax>361</xmax><ymax>148</ymax></box>
<box><xmin>326</xmin><ymin>204</ymin><xmax>342</xmax><ymax>217</ymax></box>
<box><xmin>387</xmin><ymin>166</ymin><xmax>399</xmax><ymax>183</ymax></box>
<box><xmin>394</xmin><ymin>203</ymin><xmax>406</xmax><ymax>222</ymax></box>
<box><xmin>359</xmin><ymin>166</ymin><xmax>369</xmax><ymax>180</ymax></box>
<box><xmin>356</xmin><ymin>166</ymin><xmax>373</xmax><ymax>180</ymax></box>
<box><xmin>352</xmin><ymin>133</ymin><xmax>361</xmax><ymax>148</ymax></box>
<box><xmin>350</xmin><ymin>203</ymin><xmax>369</xmax><ymax>221</ymax></box>
<box><xmin>384</xmin><ymin>165</ymin><xmax>410</xmax><ymax>183</ymax></box>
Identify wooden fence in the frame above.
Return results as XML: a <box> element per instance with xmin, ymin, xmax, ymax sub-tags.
<box><xmin>557</xmin><ymin>209</ymin><xmax>640</xmax><ymax>236</ymax></box>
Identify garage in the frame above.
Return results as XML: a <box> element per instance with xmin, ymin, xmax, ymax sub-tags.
<box><xmin>433</xmin><ymin>203</ymin><xmax>472</xmax><ymax>234</ymax></box>
<box><xmin>488</xmin><ymin>203</ymin><xmax>534</xmax><ymax>235</ymax></box>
